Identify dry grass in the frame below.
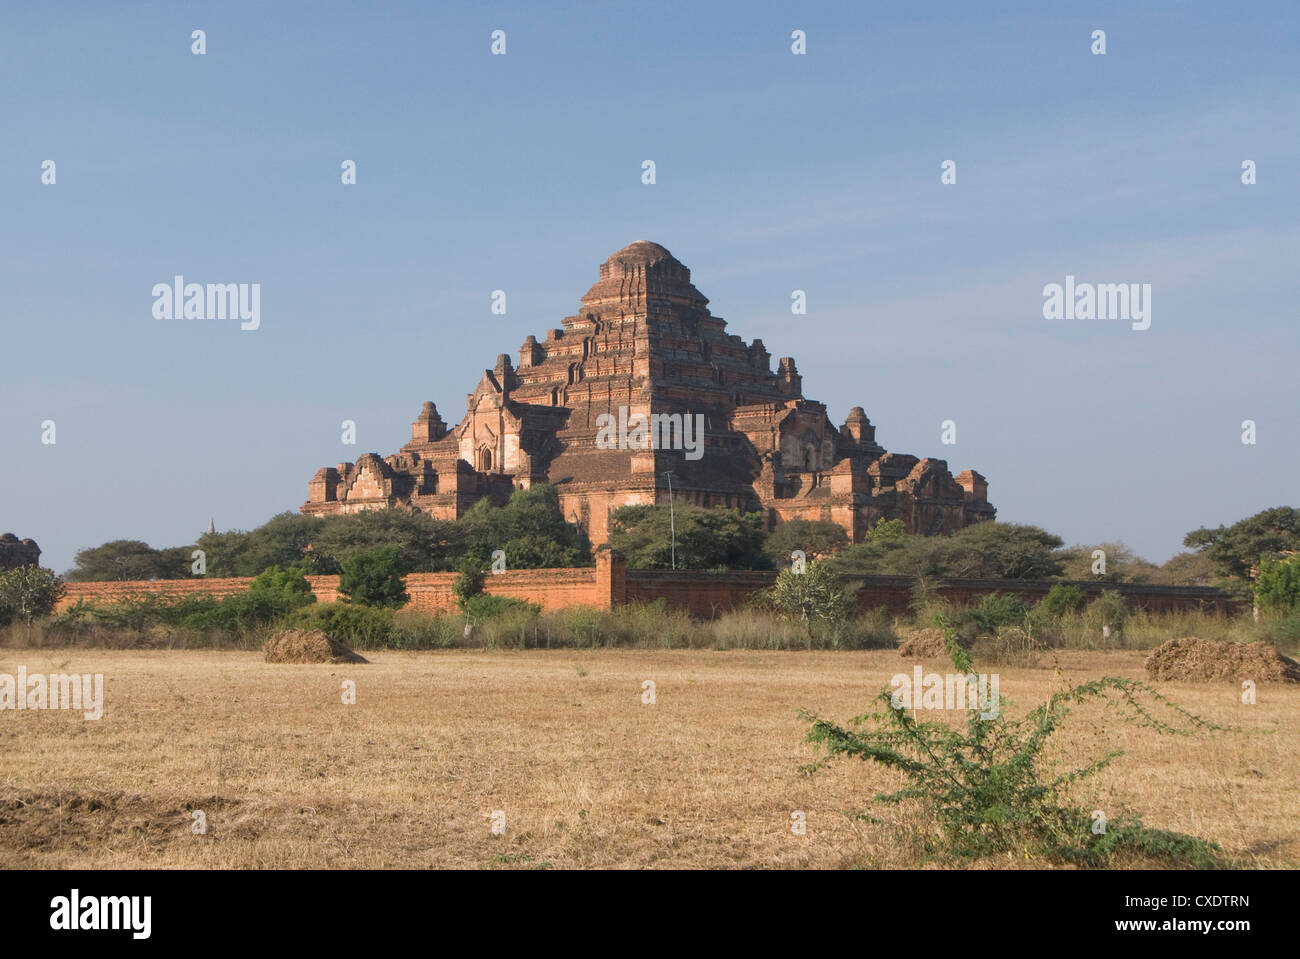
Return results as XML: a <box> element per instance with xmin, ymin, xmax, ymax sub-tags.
<box><xmin>0</xmin><ymin>647</ymin><xmax>1295</xmax><ymax>869</ymax></box>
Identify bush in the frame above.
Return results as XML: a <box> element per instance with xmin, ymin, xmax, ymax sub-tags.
<box><xmin>178</xmin><ymin>590</ymin><xmax>298</xmax><ymax>632</ymax></box>
<box><xmin>453</xmin><ymin>560</ymin><xmax>486</xmax><ymax>612</ymax></box>
<box><xmin>1039</xmin><ymin>583</ymin><xmax>1087</xmax><ymax>616</ymax></box>
<box><xmin>969</xmin><ymin>592</ymin><xmax>1028</xmax><ymax>634</ymax></box>
<box><xmin>294</xmin><ymin>602</ymin><xmax>396</xmax><ymax>648</ymax></box>
<box><xmin>463</xmin><ymin>594</ymin><xmax>540</xmax><ymax>623</ymax></box>
<box><xmin>1088</xmin><ymin>589</ymin><xmax>1128</xmax><ymax>641</ymax></box>
<box><xmin>762</xmin><ymin>520</ymin><xmax>849</xmax><ymax>566</ymax></box>
<box><xmin>606</xmin><ymin>503</ymin><xmax>770</xmax><ymax>570</ymax></box>
<box><xmin>1255</xmin><ymin>554</ymin><xmax>1300</xmax><ymax>614</ymax></box>
<box><xmin>0</xmin><ymin>566</ymin><xmax>65</xmax><ymax>625</ymax></box>
<box><xmin>760</xmin><ymin>562</ymin><xmax>858</xmax><ymax>647</ymax></box>
<box><xmin>801</xmin><ymin>617</ymin><xmax>1230</xmax><ymax>867</ymax></box>
<box><xmin>249</xmin><ymin>564</ymin><xmax>316</xmax><ymax>608</ymax></box>
<box><xmin>339</xmin><ymin>546</ymin><xmax>408</xmax><ymax>608</ymax></box>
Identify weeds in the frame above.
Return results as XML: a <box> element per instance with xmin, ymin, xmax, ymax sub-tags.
<box><xmin>800</xmin><ymin>618</ymin><xmax>1231</xmax><ymax>867</ymax></box>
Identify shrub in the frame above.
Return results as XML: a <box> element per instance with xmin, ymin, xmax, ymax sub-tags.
<box><xmin>338</xmin><ymin>546</ymin><xmax>408</xmax><ymax>608</ymax></box>
<box><xmin>763</xmin><ymin>520</ymin><xmax>849</xmax><ymax>566</ymax></box>
<box><xmin>1038</xmin><ymin>583</ymin><xmax>1087</xmax><ymax>616</ymax></box>
<box><xmin>761</xmin><ymin>562</ymin><xmax>858</xmax><ymax>647</ymax></box>
<box><xmin>1255</xmin><ymin>554</ymin><xmax>1300</xmax><ymax>614</ymax></box>
<box><xmin>453</xmin><ymin>559</ymin><xmax>486</xmax><ymax>612</ymax></box>
<box><xmin>295</xmin><ymin>602</ymin><xmax>395</xmax><ymax>648</ymax></box>
<box><xmin>800</xmin><ymin>617</ymin><xmax>1229</xmax><ymax>867</ymax></box>
<box><xmin>249</xmin><ymin>564</ymin><xmax>316</xmax><ymax>608</ymax></box>
<box><xmin>463</xmin><ymin>594</ymin><xmax>540</xmax><ymax>623</ymax></box>
<box><xmin>178</xmin><ymin>591</ymin><xmax>298</xmax><ymax>632</ymax></box>
<box><xmin>1088</xmin><ymin>589</ymin><xmax>1128</xmax><ymax>641</ymax></box>
<box><xmin>0</xmin><ymin>566</ymin><xmax>65</xmax><ymax>625</ymax></box>
<box><xmin>969</xmin><ymin>592</ymin><xmax>1028</xmax><ymax>634</ymax></box>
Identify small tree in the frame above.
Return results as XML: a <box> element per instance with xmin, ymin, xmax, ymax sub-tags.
<box><xmin>764</xmin><ymin>562</ymin><xmax>857</xmax><ymax>646</ymax></box>
<box><xmin>0</xmin><ymin>566</ymin><xmax>66</xmax><ymax>625</ymax></box>
<box><xmin>338</xmin><ymin>546</ymin><xmax>408</xmax><ymax>609</ymax></box>
<box><xmin>969</xmin><ymin>592</ymin><xmax>1028</xmax><ymax>634</ymax></box>
<box><xmin>249</xmin><ymin>564</ymin><xmax>316</xmax><ymax>609</ymax></box>
<box><xmin>1089</xmin><ymin>589</ymin><xmax>1127</xmax><ymax>641</ymax></box>
<box><xmin>1039</xmin><ymin>583</ymin><xmax>1087</xmax><ymax>616</ymax></box>
<box><xmin>763</xmin><ymin>520</ymin><xmax>849</xmax><ymax>565</ymax></box>
<box><xmin>1254</xmin><ymin>554</ymin><xmax>1300</xmax><ymax>614</ymax></box>
<box><xmin>453</xmin><ymin>557</ymin><xmax>486</xmax><ymax>613</ymax></box>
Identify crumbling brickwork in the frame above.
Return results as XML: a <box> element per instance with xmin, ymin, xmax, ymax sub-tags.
<box><xmin>302</xmin><ymin>242</ymin><xmax>996</xmax><ymax>545</ymax></box>
<box><xmin>0</xmin><ymin>534</ymin><xmax>41</xmax><ymax>570</ymax></box>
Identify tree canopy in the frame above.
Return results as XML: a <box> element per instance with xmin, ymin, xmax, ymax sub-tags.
<box><xmin>1184</xmin><ymin>506</ymin><xmax>1300</xmax><ymax>584</ymax></box>
<box><xmin>605</xmin><ymin>503</ymin><xmax>770</xmax><ymax>570</ymax></box>
<box><xmin>828</xmin><ymin>521</ymin><xmax>1066</xmax><ymax>580</ymax></box>
<box><xmin>762</xmin><ymin>520</ymin><xmax>849</xmax><ymax>567</ymax></box>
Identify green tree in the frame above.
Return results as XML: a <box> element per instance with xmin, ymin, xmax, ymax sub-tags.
<box><xmin>249</xmin><ymin>563</ymin><xmax>316</xmax><ymax>609</ymax></box>
<box><xmin>456</xmin><ymin>484</ymin><xmax>591</xmax><ymax>570</ymax></box>
<box><xmin>338</xmin><ymin>546</ymin><xmax>409</xmax><ymax>608</ymax></box>
<box><xmin>940</xmin><ymin>522</ymin><xmax>1065</xmax><ymax>579</ymax></box>
<box><xmin>826</xmin><ymin>519</ymin><xmax>919</xmax><ymax>576</ymax></box>
<box><xmin>0</xmin><ymin>566</ymin><xmax>66</xmax><ymax>625</ymax></box>
<box><xmin>1038</xmin><ymin>583</ymin><xmax>1087</xmax><ymax>616</ymax></box>
<box><xmin>65</xmin><ymin>540</ymin><xmax>168</xmax><ymax>582</ymax></box>
<box><xmin>236</xmin><ymin>513</ymin><xmax>324</xmax><ymax>575</ymax></box>
<box><xmin>1254</xmin><ymin>554</ymin><xmax>1300</xmax><ymax>614</ymax></box>
<box><xmin>831</xmin><ymin>522</ymin><xmax>1064</xmax><ymax>580</ymax></box>
<box><xmin>1184</xmin><ymin>506</ymin><xmax>1300</xmax><ymax>585</ymax></box>
<box><xmin>155</xmin><ymin>545</ymin><xmax>197</xmax><ymax>579</ymax></box>
<box><xmin>193</xmin><ymin>513</ymin><xmax>325</xmax><ymax>577</ymax></box>
<box><xmin>866</xmin><ymin>518</ymin><xmax>907</xmax><ymax>543</ymax></box>
<box><xmin>452</xmin><ymin>556</ymin><xmax>486</xmax><ymax>612</ymax></box>
<box><xmin>762</xmin><ymin>520</ymin><xmax>849</xmax><ymax>566</ymax></box>
<box><xmin>763</xmin><ymin>562</ymin><xmax>857</xmax><ymax>644</ymax></box>
<box><xmin>1153</xmin><ymin>551</ymin><xmax>1217</xmax><ymax>587</ymax></box>
<box><xmin>606</xmin><ymin>503</ymin><xmax>769</xmax><ymax>570</ymax></box>
<box><xmin>969</xmin><ymin>592</ymin><xmax>1028</xmax><ymax>634</ymax></box>
<box><xmin>1055</xmin><ymin>542</ymin><xmax>1159</xmax><ymax>583</ymax></box>
<box><xmin>311</xmin><ymin>508</ymin><xmax>457</xmax><ymax>573</ymax></box>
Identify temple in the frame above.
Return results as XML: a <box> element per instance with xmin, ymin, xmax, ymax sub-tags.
<box><xmin>302</xmin><ymin>241</ymin><xmax>995</xmax><ymax>545</ymax></box>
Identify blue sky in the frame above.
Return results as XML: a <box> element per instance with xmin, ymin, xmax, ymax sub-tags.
<box><xmin>2</xmin><ymin>1</ymin><xmax>1296</xmax><ymax>574</ymax></box>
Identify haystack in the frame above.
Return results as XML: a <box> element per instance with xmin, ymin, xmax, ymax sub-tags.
<box><xmin>1144</xmin><ymin>637</ymin><xmax>1300</xmax><ymax>683</ymax></box>
<box><xmin>263</xmin><ymin>629</ymin><xmax>369</xmax><ymax>664</ymax></box>
<box><xmin>898</xmin><ymin>627</ymin><xmax>972</xmax><ymax>658</ymax></box>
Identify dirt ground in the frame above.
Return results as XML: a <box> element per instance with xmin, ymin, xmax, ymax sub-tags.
<box><xmin>1</xmin><ymin>648</ymin><xmax>1295</xmax><ymax>869</ymax></box>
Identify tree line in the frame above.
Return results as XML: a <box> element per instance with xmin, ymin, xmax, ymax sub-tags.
<box><xmin>61</xmin><ymin>492</ymin><xmax>1300</xmax><ymax>601</ymax></box>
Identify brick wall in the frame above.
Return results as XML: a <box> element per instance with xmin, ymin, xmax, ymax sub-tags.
<box><xmin>57</xmin><ymin>553</ymin><xmax>618</xmax><ymax>615</ymax></box>
<box><xmin>57</xmin><ymin>577</ymin><xmax>255</xmax><ymax>608</ymax></box>
<box><xmin>57</xmin><ymin>553</ymin><xmax>1243</xmax><ymax>618</ymax></box>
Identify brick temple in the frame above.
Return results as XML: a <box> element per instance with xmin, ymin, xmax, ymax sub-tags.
<box><xmin>302</xmin><ymin>241</ymin><xmax>995</xmax><ymax>545</ymax></box>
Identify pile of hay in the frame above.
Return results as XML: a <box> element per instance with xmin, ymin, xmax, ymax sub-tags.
<box><xmin>898</xmin><ymin>627</ymin><xmax>971</xmax><ymax>658</ymax></box>
<box><xmin>1145</xmin><ymin>637</ymin><xmax>1300</xmax><ymax>683</ymax></box>
<box><xmin>263</xmin><ymin>629</ymin><xmax>369</xmax><ymax>664</ymax></box>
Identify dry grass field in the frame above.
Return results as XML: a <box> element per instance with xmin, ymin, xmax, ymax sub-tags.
<box><xmin>1</xmin><ymin>647</ymin><xmax>1296</xmax><ymax>869</ymax></box>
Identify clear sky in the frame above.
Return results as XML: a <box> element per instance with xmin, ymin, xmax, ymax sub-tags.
<box><xmin>2</xmin><ymin>1</ymin><xmax>1296</xmax><ymax>574</ymax></box>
